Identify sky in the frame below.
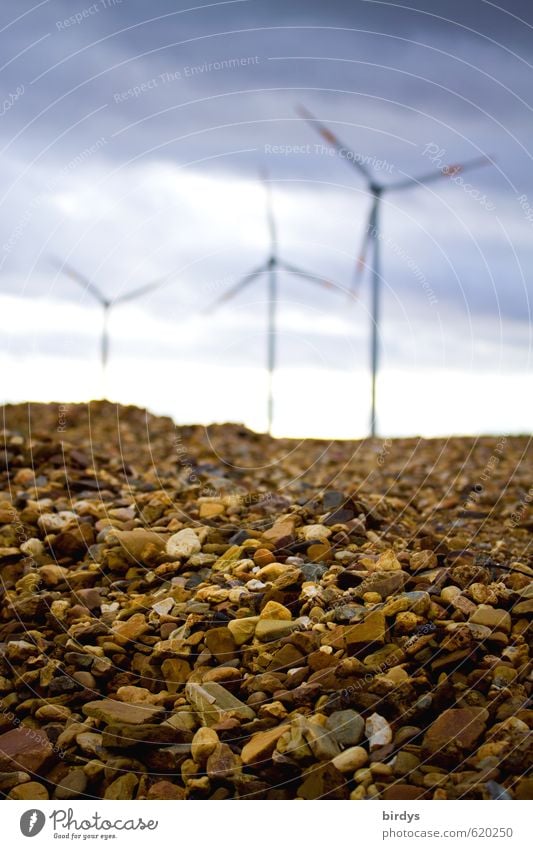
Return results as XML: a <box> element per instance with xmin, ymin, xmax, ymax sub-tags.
<box><xmin>0</xmin><ymin>0</ymin><xmax>531</xmax><ymax>438</ymax></box>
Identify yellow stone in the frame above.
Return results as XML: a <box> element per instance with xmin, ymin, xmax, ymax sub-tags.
<box><xmin>227</xmin><ymin>616</ymin><xmax>258</xmax><ymax>646</ymax></box>
<box><xmin>199</xmin><ymin>502</ymin><xmax>225</xmax><ymax>519</ymax></box>
<box><xmin>376</xmin><ymin>549</ymin><xmax>402</xmax><ymax>571</ymax></box>
<box><xmin>259</xmin><ymin>600</ymin><xmax>292</xmax><ymax>621</ymax></box>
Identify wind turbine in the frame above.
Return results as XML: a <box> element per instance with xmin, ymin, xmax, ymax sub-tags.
<box><xmin>297</xmin><ymin>105</ymin><xmax>493</xmax><ymax>437</ymax></box>
<box><xmin>50</xmin><ymin>258</ymin><xmax>182</xmax><ymax>395</ymax></box>
<box><xmin>203</xmin><ymin>172</ymin><xmax>336</xmax><ymax>435</ymax></box>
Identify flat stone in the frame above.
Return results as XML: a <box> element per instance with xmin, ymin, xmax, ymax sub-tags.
<box><xmin>422</xmin><ymin>707</ymin><xmax>489</xmax><ymax>765</ymax></box>
<box><xmin>83</xmin><ymin>699</ymin><xmax>163</xmax><ymax>725</ymax></box>
<box><xmin>147</xmin><ymin>780</ymin><xmax>186</xmax><ymax>800</ymax></box>
<box><xmin>102</xmin><ymin>723</ymin><xmax>187</xmax><ymax>748</ymax></box>
<box><xmin>255</xmin><ymin>619</ymin><xmax>300</xmax><ymax>642</ymax></box>
<box><xmin>114</xmin><ymin>529</ymin><xmax>165</xmax><ymax>562</ymax></box>
<box><xmin>0</xmin><ymin>726</ymin><xmax>53</xmax><ymax>775</ymax></box>
<box><xmin>185</xmin><ymin>682</ymin><xmax>255</xmax><ymax>726</ymax></box>
<box><xmin>111</xmin><ymin>613</ymin><xmax>150</xmax><ymax>645</ymax></box>
<box><xmin>382</xmin><ymin>783</ymin><xmax>426</xmax><ymax>800</ymax></box>
<box><xmin>353</xmin><ymin>571</ymin><xmax>409</xmax><ymax>599</ymax></box>
<box><xmin>345</xmin><ymin>611</ymin><xmax>386</xmax><ymax>651</ymax></box>
<box><xmin>469</xmin><ymin>605</ymin><xmax>511</xmax><ymax>633</ymax></box>
<box><xmin>241</xmin><ymin>725</ymin><xmax>289</xmax><ymax>766</ymax></box>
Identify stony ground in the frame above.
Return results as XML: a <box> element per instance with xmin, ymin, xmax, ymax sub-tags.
<box><xmin>0</xmin><ymin>401</ymin><xmax>531</xmax><ymax>800</ymax></box>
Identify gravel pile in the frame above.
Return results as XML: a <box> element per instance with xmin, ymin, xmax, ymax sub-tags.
<box><xmin>0</xmin><ymin>401</ymin><xmax>531</xmax><ymax>800</ymax></box>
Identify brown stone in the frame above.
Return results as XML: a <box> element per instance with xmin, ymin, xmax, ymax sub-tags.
<box><xmin>204</xmin><ymin>627</ymin><xmax>237</xmax><ymax>663</ymax></box>
<box><xmin>241</xmin><ymin>725</ymin><xmax>288</xmax><ymax>766</ymax></box>
<box><xmin>104</xmin><ymin>773</ymin><xmax>138</xmax><ymax>800</ymax></box>
<box><xmin>0</xmin><ymin>726</ymin><xmax>54</xmax><ymax>775</ymax></box>
<box><xmin>147</xmin><ymin>780</ymin><xmax>186</xmax><ymax>800</ymax></box>
<box><xmin>83</xmin><ymin>699</ymin><xmax>163</xmax><ymax>725</ymax></box>
<box><xmin>422</xmin><ymin>708</ymin><xmax>488</xmax><ymax>765</ymax></box>
<box><xmin>345</xmin><ymin>611</ymin><xmax>386</xmax><ymax>651</ymax></box>
<box><xmin>382</xmin><ymin>783</ymin><xmax>426</xmax><ymax>800</ymax></box>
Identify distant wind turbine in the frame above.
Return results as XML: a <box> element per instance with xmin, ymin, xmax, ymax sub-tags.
<box><xmin>203</xmin><ymin>172</ymin><xmax>337</xmax><ymax>435</ymax></box>
<box><xmin>297</xmin><ymin>105</ymin><xmax>493</xmax><ymax>437</ymax></box>
<box><xmin>50</xmin><ymin>258</ymin><xmax>182</xmax><ymax>394</ymax></box>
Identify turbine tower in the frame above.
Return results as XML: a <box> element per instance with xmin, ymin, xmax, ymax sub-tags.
<box><xmin>50</xmin><ymin>258</ymin><xmax>182</xmax><ymax>395</ymax></box>
<box><xmin>204</xmin><ymin>172</ymin><xmax>336</xmax><ymax>435</ymax></box>
<box><xmin>298</xmin><ymin>105</ymin><xmax>493</xmax><ymax>437</ymax></box>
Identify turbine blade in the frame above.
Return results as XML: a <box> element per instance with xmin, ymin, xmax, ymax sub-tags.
<box><xmin>49</xmin><ymin>257</ymin><xmax>107</xmax><ymax>305</ymax></box>
<box><xmin>202</xmin><ymin>266</ymin><xmax>266</xmax><ymax>314</ymax></box>
<box><xmin>280</xmin><ymin>261</ymin><xmax>335</xmax><ymax>292</ymax></box>
<box><xmin>259</xmin><ymin>169</ymin><xmax>277</xmax><ymax>250</ymax></box>
<box><xmin>113</xmin><ymin>271</ymin><xmax>181</xmax><ymax>304</ymax></box>
<box><xmin>350</xmin><ymin>205</ymin><xmax>376</xmax><ymax>300</ymax></box>
<box><xmin>296</xmin><ymin>104</ymin><xmax>373</xmax><ymax>182</ymax></box>
<box><xmin>389</xmin><ymin>155</ymin><xmax>493</xmax><ymax>192</ymax></box>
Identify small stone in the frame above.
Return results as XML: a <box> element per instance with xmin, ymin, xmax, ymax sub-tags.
<box><xmin>8</xmin><ymin>781</ymin><xmax>49</xmax><ymax>800</ymax></box>
<box><xmin>259</xmin><ymin>600</ymin><xmax>292</xmax><ymax>620</ymax></box>
<box><xmin>204</xmin><ymin>627</ymin><xmax>237</xmax><ymax>662</ymax></box>
<box><xmin>104</xmin><ymin>773</ymin><xmax>138</xmax><ymax>800</ymax></box>
<box><xmin>376</xmin><ymin>549</ymin><xmax>402</xmax><ymax>571</ymax></box>
<box><xmin>147</xmin><ymin>780</ymin><xmax>186</xmax><ymax>799</ymax></box>
<box><xmin>326</xmin><ymin>710</ymin><xmax>365</xmax><ymax>747</ymax></box>
<box><xmin>191</xmin><ymin>727</ymin><xmax>219</xmax><ymax>763</ymax></box>
<box><xmin>206</xmin><ymin>742</ymin><xmax>240</xmax><ymax>779</ymax></box>
<box><xmin>332</xmin><ymin>746</ymin><xmax>368</xmax><ymax>773</ymax></box>
<box><xmin>353</xmin><ymin>571</ymin><xmax>408</xmax><ymax>599</ymax></box>
<box><xmin>365</xmin><ymin>713</ymin><xmax>392</xmax><ymax>750</ymax></box>
<box><xmin>35</xmin><ymin>704</ymin><xmax>71</xmax><ymax>722</ymax></box>
<box><xmin>253</xmin><ymin>548</ymin><xmax>276</xmax><ymax>567</ymax></box>
<box><xmin>20</xmin><ymin>538</ymin><xmax>44</xmax><ymax>557</ymax></box>
<box><xmin>301</xmin><ymin>524</ymin><xmax>331</xmax><ymax>542</ymax></box>
<box><xmin>54</xmin><ymin>768</ymin><xmax>88</xmax><ymax>799</ymax></box>
<box><xmin>152</xmin><ymin>597</ymin><xmax>174</xmax><ymax>616</ymax></box>
<box><xmin>346</xmin><ymin>611</ymin><xmax>386</xmax><ymax>650</ymax></box>
<box><xmin>199</xmin><ymin>502</ymin><xmax>224</xmax><ymax>519</ymax></box>
<box><xmin>166</xmin><ymin>528</ymin><xmax>201</xmax><ymax>558</ymax></box>
<box><xmin>241</xmin><ymin>725</ymin><xmax>288</xmax><ymax>766</ymax></box>
<box><xmin>38</xmin><ymin>511</ymin><xmax>77</xmax><ymax>533</ymax></box>
<box><xmin>112</xmin><ymin>613</ymin><xmax>149</xmax><ymax>645</ymax></box>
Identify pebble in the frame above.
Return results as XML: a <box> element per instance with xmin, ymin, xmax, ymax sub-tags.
<box><xmin>332</xmin><ymin>746</ymin><xmax>368</xmax><ymax>772</ymax></box>
<box><xmin>166</xmin><ymin>528</ymin><xmax>202</xmax><ymax>558</ymax></box>
<box><xmin>365</xmin><ymin>713</ymin><xmax>393</xmax><ymax>751</ymax></box>
<box><xmin>326</xmin><ymin>710</ymin><xmax>365</xmax><ymax>746</ymax></box>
